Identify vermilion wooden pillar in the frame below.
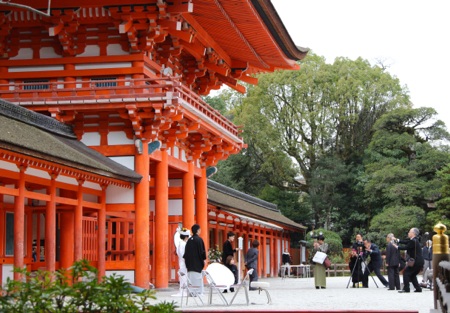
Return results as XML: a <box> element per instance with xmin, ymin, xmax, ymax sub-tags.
<box><xmin>135</xmin><ymin>142</ymin><xmax>150</xmax><ymax>288</ymax></box>
<box><xmin>182</xmin><ymin>162</ymin><xmax>195</xmax><ymax>230</ymax></box>
<box><xmin>270</xmin><ymin>232</ymin><xmax>274</xmax><ymax>276</ymax></box>
<box><xmin>196</xmin><ymin>167</ymin><xmax>209</xmax><ymax>255</ymax></box>
<box><xmin>59</xmin><ymin>190</ymin><xmax>75</xmax><ymax>271</ymax></box>
<box><xmin>257</xmin><ymin>226</ymin><xmax>262</xmax><ymax>278</ymax></box>
<box><xmin>98</xmin><ymin>186</ymin><xmax>106</xmax><ymax>280</ymax></box>
<box><xmin>155</xmin><ymin>150</ymin><xmax>169</xmax><ymax>288</ymax></box>
<box><xmin>74</xmin><ymin>180</ymin><xmax>83</xmax><ymax>262</ymax></box>
<box><xmin>45</xmin><ymin>174</ymin><xmax>57</xmax><ymax>273</ymax></box>
<box><xmin>13</xmin><ymin>166</ymin><xmax>26</xmax><ymax>280</ymax></box>
<box><xmin>262</xmin><ymin>230</ymin><xmax>267</xmax><ymax>278</ymax></box>
<box><xmin>214</xmin><ymin>214</ymin><xmax>219</xmax><ymax>247</ymax></box>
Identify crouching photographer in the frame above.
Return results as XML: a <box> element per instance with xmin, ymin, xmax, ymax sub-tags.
<box><xmin>362</xmin><ymin>239</ymin><xmax>389</xmax><ymax>288</ymax></box>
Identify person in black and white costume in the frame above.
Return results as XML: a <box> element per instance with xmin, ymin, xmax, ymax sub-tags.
<box><xmin>184</xmin><ymin>224</ymin><xmax>207</xmax><ymax>295</ymax></box>
<box><xmin>282</xmin><ymin>248</ymin><xmax>291</xmax><ymax>277</ymax></box>
<box><xmin>172</xmin><ymin>228</ymin><xmax>190</xmax><ymax>297</ymax></box>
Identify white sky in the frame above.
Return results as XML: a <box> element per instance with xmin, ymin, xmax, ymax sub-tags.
<box><xmin>272</xmin><ymin>0</ymin><xmax>450</xmax><ymax>129</ymax></box>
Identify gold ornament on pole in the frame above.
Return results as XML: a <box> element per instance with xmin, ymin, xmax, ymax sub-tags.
<box><xmin>433</xmin><ymin>221</ymin><xmax>449</xmax><ymax>254</ymax></box>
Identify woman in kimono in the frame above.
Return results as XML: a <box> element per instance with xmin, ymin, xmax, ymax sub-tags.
<box><xmin>313</xmin><ymin>235</ymin><xmax>328</xmax><ymax>289</ymax></box>
<box><xmin>172</xmin><ymin>228</ymin><xmax>190</xmax><ymax>297</ymax></box>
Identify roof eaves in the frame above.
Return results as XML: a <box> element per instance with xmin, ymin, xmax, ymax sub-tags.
<box><xmin>250</xmin><ymin>0</ymin><xmax>309</xmax><ymax>61</ymax></box>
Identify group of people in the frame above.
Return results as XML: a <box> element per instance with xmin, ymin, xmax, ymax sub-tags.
<box><xmin>173</xmin><ymin>226</ymin><xmax>261</xmax><ymax>297</ymax></box>
<box><xmin>347</xmin><ymin>228</ymin><xmax>431</xmax><ymax>293</ymax></box>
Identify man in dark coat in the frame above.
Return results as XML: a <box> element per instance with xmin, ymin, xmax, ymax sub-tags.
<box><xmin>184</xmin><ymin>224</ymin><xmax>206</xmax><ymax>294</ymax></box>
<box><xmin>393</xmin><ymin>228</ymin><xmax>424</xmax><ymax>293</ymax></box>
<box><xmin>245</xmin><ymin>239</ymin><xmax>260</xmax><ymax>290</ymax></box>
<box><xmin>222</xmin><ymin>232</ymin><xmax>237</xmax><ymax>264</ymax></box>
<box><xmin>362</xmin><ymin>239</ymin><xmax>389</xmax><ymax>288</ymax></box>
<box><xmin>422</xmin><ymin>240</ymin><xmax>433</xmax><ymax>283</ymax></box>
<box><xmin>386</xmin><ymin>233</ymin><xmax>401</xmax><ymax>290</ymax></box>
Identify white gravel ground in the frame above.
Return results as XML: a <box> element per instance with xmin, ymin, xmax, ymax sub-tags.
<box><xmin>150</xmin><ymin>276</ymin><xmax>433</xmax><ymax>312</ymax></box>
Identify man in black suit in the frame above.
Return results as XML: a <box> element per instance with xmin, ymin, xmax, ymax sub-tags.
<box><xmin>362</xmin><ymin>239</ymin><xmax>389</xmax><ymax>288</ymax></box>
<box><xmin>386</xmin><ymin>233</ymin><xmax>401</xmax><ymax>290</ymax></box>
<box><xmin>392</xmin><ymin>228</ymin><xmax>424</xmax><ymax>293</ymax></box>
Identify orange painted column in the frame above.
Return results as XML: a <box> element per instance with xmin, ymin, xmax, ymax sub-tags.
<box><xmin>45</xmin><ymin>174</ymin><xmax>57</xmax><ymax>273</ymax></box>
<box><xmin>74</xmin><ymin>180</ymin><xmax>83</xmax><ymax>262</ymax></box>
<box><xmin>262</xmin><ymin>230</ymin><xmax>267</xmax><ymax>278</ymax></box>
<box><xmin>98</xmin><ymin>186</ymin><xmax>106</xmax><ymax>280</ymax></box>
<box><xmin>214</xmin><ymin>215</ymin><xmax>219</xmax><ymax>247</ymax></box>
<box><xmin>155</xmin><ymin>150</ymin><xmax>169</xmax><ymax>288</ymax></box>
<box><xmin>257</xmin><ymin>226</ymin><xmax>262</xmax><ymax>278</ymax></box>
<box><xmin>135</xmin><ymin>141</ymin><xmax>150</xmax><ymax>288</ymax></box>
<box><xmin>13</xmin><ymin>166</ymin><xmax>26</xmax><ymax>280</ymax></box>
<box><xmin>270</xmin><ymin>232</ymin><xmax>274</xmax><ymax>277</ymax></box>
<box><xmin>196</xmin><ymin>167</ymin><xmax>209</xmax><ymax>252</ymax></box>
<box><xmin>59</xmin><ymin>190</ymin><xmax>75</xmax><ymax>271</ymax></box>
<box><xmin>64</xmin><ymin>64</ymin><xmax>76</xmax><ymax>88</ymax></box>
<box><xmin>182</xmin><ymin>162</ymin><xmax>195</xmax><ymax>230</ymax></box>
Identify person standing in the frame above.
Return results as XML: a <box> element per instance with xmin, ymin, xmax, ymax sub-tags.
<box><xmin>172</xmin><ymin>228</ymin><xmax>190</xmax><ymax>297</ymax></box>
<box><xmin>349</xmin><ymin>233</ymin><xmax>365</xmax><ymax>288</ymax></box>
<box><xmin>222</xmin><ymin>232</ymin><xmax>238</xmax><ymax>264</ymax></box>
<box><xmin>245</xmin><ymin>239</ymin><xmax>260</xmax><ymax>291</ymax></box>
<box><xmin>393</xmin><ymin>228</ymin><xmax>424</xmax><ymax>293</ymax></box>
<box><xmin>184</xmin><ymin>224</ymin><xmax>206</xmax><ymax>294</ymax></box>
<box><xmin>422</xmin><ymin>240</ymin><xmax>433</xmax><ymax>284</ymax></box>
<box><xmin>313</xmin><ymin>235</ymin><xmax>328</xmax><ymax>289</ymax></box>
<box><xmin>32</xmin><ymin>246</ymin><xmax>37</xmax><ymax>262</ymax></box>
<box><xmin>386</xmin><ymin>233</ymin><xmax>401</xmax><ymax>290</ymax></box>
<box><xmin>362</xmin><ymin>239</ymin><xmax>389</xmax><ymax>288</ymax></box>
<box><xmin>281</xmin><ymin>248</ymin><xmax>291</xmax><ymax>277</ymax></box>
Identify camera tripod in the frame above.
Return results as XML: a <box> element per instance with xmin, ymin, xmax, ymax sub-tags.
<box><xmin>346</xmin><ymin>253</ymin><xmax>379</xmax><ymax>289</ymax></box>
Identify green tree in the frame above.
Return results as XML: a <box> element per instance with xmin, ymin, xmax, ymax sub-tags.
<box><xmin>428</xmin><ymin>165</ymin><xmax>450</xmax><ymax>233</ymax></box>
<box><xmin>365</xmin><ymin>107</ymin><xmax>450</xmax><ymax>234</ymax></box>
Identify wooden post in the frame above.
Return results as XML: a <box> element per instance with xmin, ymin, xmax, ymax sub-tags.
<box><xmin>262</xmin><ymin>228</ymin><xmax>267</xmax><ymax>278</ymax></box>
<box><xmin>432</xmin><ymin>221</ymin><xmax>450</xmax><ymax>309</ymax></box>
<box><xmin>45</xmin><ymin>173</ymin><xmax>57</xmax><ymax>273</ymax></box>
<box><xmin>135</xmin><ymin>141</ymin><xmax>150</xmax><ymax>288</ymax></box>
<box><xmin>14</xmin><ymin>166</ymin><xmax>26</xmax><ymax>280</ymax></box>
<box><xmin>182</xmin><ymin>162</ymin><xmax>195</xmax><ymax>230</ymax></box>
<box><xmin>59</xmin><ymin>190</ymin><xmax>75</xmax><ymax>271</ymax></box>
<box><xmin>214</xmin><ymin>214</ymin><xmax>219</xmax><ymax>247</ymax></box>
<box><xmin>155</xmin><ymin>150</ymin><xmax>169</xmax><ymax>288</ymax></box>
<box><xmin>196</xmin><ymin>167</ymin><xmax>209</xmax><ymax>256</ymax></box>
<box><xmin>74</xmin><ymin>180</ymin><xmax>83</xmax><ymax>262</ymax></box>
<box><xmin>98</xmin><ymin>186</ymin><xmax>106</xmax><ymax>280</ymax></box>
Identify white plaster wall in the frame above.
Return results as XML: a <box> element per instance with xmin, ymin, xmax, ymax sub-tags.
<box><xmin>2</xmin><ymin>264</ymin><xmax>14</xmax><ymax>286</ymax></box>
<box><xmin>80</xmin><ymin>132</ymin><xmax>101</xmax><ymax>146</ymax></box>
<box><xmin>10</xmin><ymin>48</ymin><xmax>33</xmax><ymax>60</ymax></box>
<box><xmin>169</xmin><ymin>179</ymin><xmax>182</xmax><ymax>187</ymax></box>
<box><xmin>84</xmin><ymin>181</ymin><xmax>102</xmax><ymax>191</ymax></box>
<box><xmin>149</xmin><ymin>199</ymin><xmax>183</xmax><ymax>216</ymax></box>
<box><xmin>181</xmin><ymin>150</ymin><xmax>186</xmax><ymax>162</ymax></box>
<box><xmin>173</xmin><ymin>146</ymin><xmax>179</xmax><ymax>159</ymax></box>
<box><xmin>83</xmin><ymin>193</ymin><xmax>98</xmax><ymax>203</ymax></box>
<box><xmin>40</xmin><ymin>47</ymin><xmax>62</xmax><ymax>59</ymax></box>
<box><xmin>109</xmin><ymin>156</ymin><xmax>134</xmax><ymax>171</ymax></box>
<box><xmin>9</xmin><ymin>65</ymin><xmax>64</xmax><ymax>72</ymax></box>
<box><xmin>4</xmin><ymin>184</ymin><xmax>15</xmax><ymax>204</ymax></box>
<box><xmin>26</xmin><ymin>168</ymin><xmax>49</xmax><ymax>179</ymax></box>
<box><xmin>105</xmin><ymin>270</ymin><xmax>135</xmax><ymax>284</ymax></box>
<box><xmin>106</xmin><ymin>184</ymin><xmax>134</xmax><ymax>204</ymax></box>
<box><xmin>75</xmin><ymin>62</ymin><xmax>132</xmax><ymax>70</ymax></box>
<box><xmin>108</xmin><ymin>131</ymin><xmax>134</xmax><ymax>145</ymax></box>
<box><xmin>77</xmin><ymin>45</ymin><xmax>100</xmax><ymax>57</ymax></box>
<box><xmin>107</xmin><ymin>44</ymin><xmax>129</xmax><ymax>56</ymax></box>
<box><xmin>56</xmin><ymin>175</ymin><xmax>78</xmax><ymax>186</ymax></box>
<box><xmin>0</xmin><ymin>160</ymin><xmax>19</xmax><ymax>172</ymax></box>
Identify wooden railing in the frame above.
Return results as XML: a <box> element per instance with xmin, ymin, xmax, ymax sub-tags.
<box><xmin>435</xmin><ymin>261</ymin><xmax>450</xmax><ymax>313</ymax></box>
<box><xmin>0</xmin><ymin>77</ymin><xmax>240</xmax><ymax>138</ymax></box>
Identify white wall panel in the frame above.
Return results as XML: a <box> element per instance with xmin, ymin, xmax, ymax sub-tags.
<box><xmin>106</xmin><ymin>184</ymin><xmax>134</xmax><ymax>204</ymax></box>
<box><xmin>80</xmin><ymin>132</ymin><xmax>101</xmax><ymax>146</ymax></box>
<box><xmin>10</xmin><ymin>48</ymin><xmax>33</xmax><ymax>60</ymax></box>
<box><xmin>9</xmin><ymin>65</ymin><xmax>64</xmax><ymax>72</ymax></box>
<box><xmin>75</xmin><ymin>62</ymin><xmax>132</xmax><ymax>70</ymax></box>
<box><xmin>0</xmin><ymin>160</ymin><xmax>19</xmax><ymax>172</ymax></box>
<box><xmin>83</xmin><ymin>181</ymin><xmax>102</xmax><ymax>191</ymax></box>
<box><xmin>109</xmin><ymin>156</ymin><xmax>134</xmax><ymax>171</ymax></box>
<box><xmin>168</xmin><ymin>199</ymin><xmax>182</xmax><ymax>216</ymax></box>
<box><xmin>77</xmin><ymin>45</ymin><xmax>100</xmax><ymax>57</ymax></box>
<box><xmin>105</xmin><ymin>270</ymin><xmax>134</xmax><ymax>283</ymax></box>
<box><xmin>56</xmin><ymin>176</ymin><xmax>78</xmax><ymax>186</ymax></box>
<box><xmin>107</xmin><ymin>44</ymin><xmax>129</xmax><ymax>56</ymax></box>
<box><xmin>2</xmin><ymin>265</ymin><xmax>14</xmax><ymax>286</ymax></box>
<box><xmin>4</xmin><ymin>184</ymin><xmax>15</xmax><ymax>204</ymax></box>
<box><xmin>108</xmin><ymin>131</ymin><xmax>134</xmax><ymax>145</ymax></box>
<box><xmin>174</xmin><ymin>146</ymin><xmax>179</xmax><ymax>158</ymax></box>
<box><xmin>26</xmin><ymin>168</ymin><xmax>48</xmax><ymax>179</ymax></box>
<box><xmin>169</xmin><ymin>179</ymin><xmax>182</xmax><ymax>187</ymax></box>
<box><xmin>40</xmin><ymin>47</ymin><xmax>62</xmax><ymax>59</ymax></box>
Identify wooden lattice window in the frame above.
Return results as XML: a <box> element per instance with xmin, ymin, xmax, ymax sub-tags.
<box><xmin>91</xmin><ymin>77</ymin><xmax>117</xmax><ymax>87</ymax></box>
<box><xmin>23</xmin><ymin>80</ymin><xmax>50</xmax><ymax>90</ymax></box>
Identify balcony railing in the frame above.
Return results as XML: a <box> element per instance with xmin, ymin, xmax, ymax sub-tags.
<box><xmin>0</xmin><ymin>77</ymin><xmax>240</xmax><ymax>138</ymax></box>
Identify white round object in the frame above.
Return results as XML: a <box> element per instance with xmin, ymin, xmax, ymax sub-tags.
<box><xmin>174</xmin><ymin>230</ymin><xmax>181</xmax><ymax>250</ymax></box>
<box><xmin>206</xmin><ymin>263</ymin><xmax>235</xmax><ymax>288</ymax></box>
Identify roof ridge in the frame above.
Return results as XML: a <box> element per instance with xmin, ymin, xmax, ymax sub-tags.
<box><xmin>207</xmin><ymin>179</ymin><xmax>279</xmax><ymax>212</ymax></box>
<box><xmin>0</xmin><ymin>99</ymin><xmax>76</xmax><ymax>139</ymax></box>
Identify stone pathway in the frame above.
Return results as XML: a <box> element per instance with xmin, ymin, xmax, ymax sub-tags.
<box><xmin>150</xmin><ymin>276</ymin><xmax>432</xmax><ymax>312</ymax></box>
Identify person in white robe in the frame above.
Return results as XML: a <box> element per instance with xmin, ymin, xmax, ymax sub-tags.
<box><xmin>171</xmin><ymin>228</ymin><xmax>190</xmax><ymax>297</ymax></box>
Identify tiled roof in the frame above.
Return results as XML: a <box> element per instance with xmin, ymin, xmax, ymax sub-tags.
<box><xmin>0</xmin><ymin>99</ymin><xmax>142</xmax><ymax>183</ymax></box>
<box><xmin>207</xmin><ymin>180</ymin><xmax>306</xmax><ymax>232</ymax></box>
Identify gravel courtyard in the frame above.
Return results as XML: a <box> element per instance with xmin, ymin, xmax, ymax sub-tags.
<box><xmin>150</xmin><ymin>276</ymin><xmax>433</xmax><ymax>312</ymax></box>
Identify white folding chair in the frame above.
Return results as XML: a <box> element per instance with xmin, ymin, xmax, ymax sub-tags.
<box><xmin>178</xmin><ymin>271</ymin><xmax>204</xmax><ymax>307</ymax></box>
<box><xmin>202</xmin><ymin>270</ymin><xmax>229</xmax><ymax>306</ymax></box>
<box><xmin>229</xmin><ymin>268</ymin><xmax>254</xmax><ymax>306</ymax></box>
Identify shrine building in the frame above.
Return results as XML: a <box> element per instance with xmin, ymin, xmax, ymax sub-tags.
<box><xmin>0</xmin><ymin>0</ymin><xmax>308</xmax><ymax>288</ymax></box>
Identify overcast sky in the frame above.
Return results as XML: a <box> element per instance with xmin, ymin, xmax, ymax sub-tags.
<box><xmin>272</xmin><ymin>0</ymin><xmax>450</xmax><ymax>129</ymax></box>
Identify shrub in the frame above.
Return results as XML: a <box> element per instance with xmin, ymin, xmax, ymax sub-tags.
<box><xmin>0</xmin><ymin>259</ymin><xmax>176</xmax><ymax>313</ymax></box>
